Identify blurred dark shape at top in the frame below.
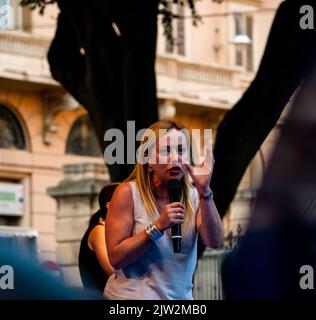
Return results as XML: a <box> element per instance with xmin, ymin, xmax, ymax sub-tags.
<box><xmin>222</xmin><ymin>67</ymin><xmax>316</xmax><ymax>300</ymax></box>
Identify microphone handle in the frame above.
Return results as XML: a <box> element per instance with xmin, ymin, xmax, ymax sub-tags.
<box><xmin>170</xmin><ymin>194</ymin><xmax>182</xmax><ymax>253</ymax></box>
<box><xmin>171</xmin><ymin>224</ymin><xmax>181</xmax><ymax>253</ymax></box>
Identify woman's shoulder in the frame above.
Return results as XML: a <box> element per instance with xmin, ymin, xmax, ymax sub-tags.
<box><xmin>110</xmin><ymin>181</ymin><xmax>134</xmax><ymax>209</ymax></box>
<box><xmin>87</xmin><ymin>223</ymin><xmax>105</xmax><ymax>251</ymax></box>
<box><xmin>113</xmin><ymin>181</ymin><xmax>132</xmax><ymax>196</ymax></box>
<box><xmin>115</xmin><ymin>180</ymin><xmax>140</xmax><ymax>198</ymax></box>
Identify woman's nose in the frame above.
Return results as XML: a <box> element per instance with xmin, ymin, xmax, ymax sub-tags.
<box><xmin>169</xmin><ymin>149</ymin><xmax>179</xmax><ymax>163</ymax></box>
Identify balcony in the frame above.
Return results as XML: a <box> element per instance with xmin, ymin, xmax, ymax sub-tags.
<box><xmin>156</xmin><ymin>55</ymin><xmax>248</xmax><ymax>110</ymax></box>
<box><xmin>157</xmin><ymin>56</ymin><xmax>241</xmax><ymax>87</ymax></box>
<box><xmin>0</xmin><ymin>30</ymin><xmax>58</xmax><ymax>88</ymax></box>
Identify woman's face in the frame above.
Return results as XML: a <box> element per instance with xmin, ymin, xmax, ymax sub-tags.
<box><xmin>148</xmin><ymin>129</ymin><xmax>189</xmax><ymax>182</ymax></box>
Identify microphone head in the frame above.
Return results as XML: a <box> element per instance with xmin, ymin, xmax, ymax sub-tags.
<box><xmin>167</xmin><ymin>179</ymin><xmax>182</xmax><ymax>191</ymax></box>
<box><xmin>167</xmin><ymin>179</ymin><xmax>182</xmax><ymax>203</ymax></box>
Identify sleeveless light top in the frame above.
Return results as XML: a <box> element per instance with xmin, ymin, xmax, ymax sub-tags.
<box><xmin>104</xmin><ymin>180</ymin><xmax>200</xmax><ymax>300</ymax></box>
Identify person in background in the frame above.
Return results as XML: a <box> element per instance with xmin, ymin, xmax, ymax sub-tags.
<box><xmin>79</xmin><ymin>183</ymin><xmax>118</xmax><ymax>293</ymax></box>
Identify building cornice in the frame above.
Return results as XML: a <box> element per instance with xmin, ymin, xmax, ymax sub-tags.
<box><xmin>228</xmin><ymin>0</ymin><xmax>262</xmax><ymax>6</ymax></box>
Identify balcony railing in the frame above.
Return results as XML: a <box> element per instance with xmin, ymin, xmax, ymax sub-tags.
<box><xmin>193</xmin><ymin>249</ymin><xmax>227</xmax><ymax>300</ymax></box>
<box><xmin>0</xmin><ymin>30</ymin><xmax>50</xmax><ymax>58</ymax></box>
<box><xmin>156</xmin><ymin>56</ymin><xmax>242</xmax><ymax>88</ymax></box>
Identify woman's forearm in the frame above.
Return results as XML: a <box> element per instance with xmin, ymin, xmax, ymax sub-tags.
<box><xmin>198</xmin><ymin>197</ymin><xmax>224</xmax><ymax>248</ymax></box>
<box><xmin>109</xmin><ymin>231</ymin><xmax>153</xmax><ymax>269</ymax></box>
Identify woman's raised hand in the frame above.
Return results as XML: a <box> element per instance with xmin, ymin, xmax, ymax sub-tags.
<box><xmin>184</xmin><ymin>146</ymin><xmax>214</xmax><ymax>194</ymax></box>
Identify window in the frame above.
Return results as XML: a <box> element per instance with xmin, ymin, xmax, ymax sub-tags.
<box><xmin>66</xmin><ymin>115</ymin><xmax>102</xmax><ymax>157</ymax></box>
<box><xmin>0</xmin><ymin>0</ymin><xmax>31</xmax><ymax>31</ymax></box>
<box><xmin>177</xmin><ymin>5</ymin><xmax>185</xmax><ymax>56</ymax></box>
<box><xmin>236</xmin><ymin>49</ymin><xmax>243</xmax><ymax>66</ymax></box>
<box><xmin>234</xmin><ymin>14</ymin><xmax>254</xmax><ymax>71</ymax></box>
<box><xmin>0</xmin><ymin>180</ymin><xmax>23</xmax><ymax>226</ymax></box>
<box><xmin>165</xmin><ymin>4</ymin><xmax>186</xmax><ymax>56</ymax></box>
<box><xmin>0</xmin><ymin>104</ymin><xmax>26</xmax><ymax>150</ymax></box>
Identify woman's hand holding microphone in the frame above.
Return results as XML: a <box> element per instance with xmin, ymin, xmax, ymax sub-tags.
<box><xmin>155</xmin><ymin>202</ymin><xmax>185</xmax><ymax>232</ymax></box>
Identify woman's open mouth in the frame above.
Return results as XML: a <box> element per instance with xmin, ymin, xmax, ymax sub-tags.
<box><xmin>168</xmin><ymin>166</ymin><xmax>182</xmax><ymax>175</ymax></box>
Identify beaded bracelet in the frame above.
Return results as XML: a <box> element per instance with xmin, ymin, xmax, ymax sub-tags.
<box><xmin>145</xmin><ymin>223</ymin><xmax>164</xmax><ymax>241</ymax></box>
<box><xmin>199</xmin><ymin>190</ymin><xmax>214</xmax><ymax>200</ymax></box>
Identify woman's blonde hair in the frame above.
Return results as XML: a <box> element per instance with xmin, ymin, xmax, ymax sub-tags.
<box><xmin>124</xmin><ymin>120</ymin><xmax>196</xmax><ymax>233</ymax></box>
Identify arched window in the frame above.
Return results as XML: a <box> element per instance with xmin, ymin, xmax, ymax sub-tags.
<box><xmin>0</xmin><ymin>104</ymin><xmax>26</xmax><ymax>150</ymax></box>
<box><xmin>66</xmin><ymin>115</ymin><xmax>102</xmax><ymax>157</ymax></box>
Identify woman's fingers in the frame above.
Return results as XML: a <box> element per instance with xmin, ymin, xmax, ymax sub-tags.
<box><xmin>167</xmin><ymin>202</ymin><xmax>185</xmax><ymax>211</ymax></box>
<box><xmin>204</xmin><ymin>146</ymin><xmax>213</xmax><ymax>165</ymax></box>
<box><xmin>172</xmin><ymin>211</ymin><xmax>184</xmax><ymax>224</ymax></box>
<box><xmin>175</xmin><ymin>212</ymin><xmax>184</xmax><ymax>221</ymax></box>
<box><xmin>165</xmin><ymin>208</ymin><xmax>184</xmax><ymax>224</ymax></box>
<box><xmin>167</xmin><ymin>207</ymin><xmax>184</xmax><ymax>214</ymax></box>
<box><xmin>168</xmin><ymin>202</ymin><xmax>185</xmax><ymax>209</ymax></box>
<box><xmin>183</xmin><ymin>147</ymin><xmax>214</xmax><ymax>179</ymax></box>
<box><xmin>158</xmin><ymin>203</ymin><xmax>185</xmax><ymax>229</ymax></box>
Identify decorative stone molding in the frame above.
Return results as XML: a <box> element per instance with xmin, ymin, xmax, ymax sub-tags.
<box><xmin>43</xmin><ymin>93</ymin><xmax>80</xmax><ymax>145</ymax></box>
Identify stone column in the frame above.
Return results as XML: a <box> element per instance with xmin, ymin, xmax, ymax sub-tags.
<box><xmin>48</xmin><ymin>163</ymin><xmax>110</xmax><ymax>287</ymax></box>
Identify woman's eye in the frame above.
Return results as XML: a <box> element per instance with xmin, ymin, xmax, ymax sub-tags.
<box><xmin>160</xmin><ymin>147</ymin><xmax>169</xmax><ymax>154</ymax></box>
<box><xmin>178</xmin><ymin>146</ymin><xmax>186</xmax><ymax>154</ymax></box>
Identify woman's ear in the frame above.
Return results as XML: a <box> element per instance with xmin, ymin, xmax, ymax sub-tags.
<box><xmin>106</xmin><ymin>202</ymin><xmax>110</xmax><ymax>210</ymax></box>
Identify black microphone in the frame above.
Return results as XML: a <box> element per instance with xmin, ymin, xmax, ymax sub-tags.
<box><xmin>167</xmin><ymin>179</ymin><xmax>182</xmax><ymax>253</ymax></box>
